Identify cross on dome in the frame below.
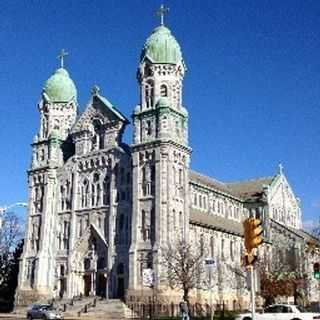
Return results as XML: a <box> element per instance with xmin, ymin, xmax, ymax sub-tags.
<box><xmin>156</xmin><ymin>4</ymin><xmax>169</xmax><ymax>26</ymax></box>
<box><xmin>57</xmin><ymin>49</ymin><xmax>69</xmax><ymax>68</ymax></box>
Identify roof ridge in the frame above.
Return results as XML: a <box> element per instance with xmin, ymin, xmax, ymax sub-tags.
<box><xmin>227</xmin><ymin>175</ymin><xmax>275</xmax><ymax>185</ymax></box>
<box><xmin>189</xmin><ymin>169</ymin><xmax>227</xmax><ymax>186</ymax></box>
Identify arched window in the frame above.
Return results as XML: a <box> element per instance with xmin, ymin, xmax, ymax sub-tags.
<box><xmin>60</xmin><ymin>186</ymin><xmax>65</xmax><ymax>211</ymax></box>
<box><xmin>210</xmin><ymin>236</ymin><xmax>215</xmax><ymax>257</ymax></box>
<box><xmin>230</xmin><ymin>241</ymin><xmax>234</xmax><ymax>261</ymax></box>
<box><xmin>81</xmin><ymin>179</ymin><xmax>89</xmax><ymax>208</ymax></box>
<box><xmin>146</xmin><ymin>120</ymin><xmax>152</xmax><ymax>136</ymax></box>
<box><xmin>221</xmin><ymin>239</ymin><xmax>225</xmax><ymax>260</ymax></box>
<box><xmin>91</xmin><ymin>119</ymin><xmax>104</xmax><ymax>150</ymax></box>
<box><xmin>96</xmin><ymin>183</ymin><xmax>101</xmax><ymax>206</ymax></box>
<box><xmin>200</xmin><ymin>234</ymin><xmax>204</xmax><ymax>255</ymax></box>
<box><xmin>160</xmin><ymin>84</ymin><xmax>168</xmax><ymax>97</ymax></box>
<box><xmin>145</xmin><ymin>81</ymin><xmax>154</xmax><ymax>108</ymax></box>
<box><xmin>141</xmin><ymin>210</ymin><xmax>146</xmax><ymax>241</ymax></box>
<box><xmin>91</xmin><ymin>184</ymin><xmax>95</xmax><ymax>206</ymax></box>
<box><xmin>103</xmin><ymin>176</ymin><xmax>110</xmax><ymax>205</ymax></box>
<box><xmin>179</xmin><ymin>169</ymin><xmax>183</xmax><ymax>185</ymax></box>
<box><xmin>179</xmin><ymin>211</ymin><xmax>183</xmax><ymax>238</ymax></box>
<box><xmin>60</xmin><ymin>265</ymin><xmax>65</xmax><ymax>276</ymax></box>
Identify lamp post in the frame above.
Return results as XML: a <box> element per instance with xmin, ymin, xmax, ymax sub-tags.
<box><xmin>0</xmin><ymin>202</ymin><xmax>27</xmax><ymax>228</ymax></box>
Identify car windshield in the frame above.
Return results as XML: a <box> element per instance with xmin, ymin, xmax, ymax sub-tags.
<box><xmin>40</xmin><ymin>305</ymin><xmax>54</xmax><ymax>311</ymax></box>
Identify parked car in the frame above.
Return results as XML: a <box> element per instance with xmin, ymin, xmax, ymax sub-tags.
<box><xmin>27</xmin><ymin>304</ymin><xmax>63</xmax><ymax>320</ymax></box>
<box><xmin>235</xmin><ymin>304</ymin><xmax>320</xmax><ymax>320</ymax></box>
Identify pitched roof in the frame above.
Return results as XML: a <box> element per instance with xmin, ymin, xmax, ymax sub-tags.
<box><xmin>189</xmin><ymin>170</ymin><xmax>239</xmax><ymax>198</ymax></box>
<box><xmin>95</xmin><ymin>94</ymin><xmax>129</xmax><ymax>124</ymax></box>
<box><xmin>190</xmin><ymin>208</ymin><xmax>243</xmax><ymax>236</ymax></box>
<box><xmin>227</xmin><ymin>176</ymin><xmax>275</xmax><ymax>201</ymax></box>
<box><xmin>71</xmin><ymin>93</ymin><xmax>129</xmax><ymax>133</ymax></box>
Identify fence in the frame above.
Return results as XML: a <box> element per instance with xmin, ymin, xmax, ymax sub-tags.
<box><xmin>126</xmin><ymin>302</ymin><xmax>239</xmax><ymax>319</ymax></box>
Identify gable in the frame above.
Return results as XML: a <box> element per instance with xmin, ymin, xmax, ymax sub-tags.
<box><xmin>71</xmin><ymin>94</ymin><xmax>129</xmax><ymax>134</ymax></box>
<box><xmin>268</xmin><ymin>173</ymin><xmax>301</xmax><ymax>229</ymax></box>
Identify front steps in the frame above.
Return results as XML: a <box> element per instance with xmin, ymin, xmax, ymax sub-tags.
<box><xmin>62</xmin><ymin>298</ymin><xmax>133</xmax><ymax>319</ymax></box>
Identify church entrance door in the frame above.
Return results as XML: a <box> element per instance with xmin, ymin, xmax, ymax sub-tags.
<box><xmin>117</xmin><ymin>277</ymin><xmax>124</xmax><ymax>299</ymax></box>
<box><xmin>97</xmin><ymin>273</ymin><xmax>106</xmax><ymax>297</ymax></box>
<box><xmin>59</xmin><ymin>277</ymin><xmax>66</xmax><ymax>299</ymax></box>
<box><xmin>84</xmin><ymin>274</ymin><xmax>91</xmax><ymax>296</ymax></box>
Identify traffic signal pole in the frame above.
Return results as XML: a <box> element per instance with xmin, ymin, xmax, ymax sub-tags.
<box><xmin>250</xmin><ymin>265</ymin><xmax>256</xmax><ymax>320</ymax></box>
<box><xmin>243</xmin><ymin>217</ymin><xmax>263</xmax><ymax>320</ymax></box>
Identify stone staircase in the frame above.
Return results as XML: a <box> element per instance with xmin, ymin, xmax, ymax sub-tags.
<box><xmin>13</xmin><ymin>297</ymin><xmax>134</xmax><ymax>319</ymax></box>
<box><xmin>80</xmin><ymin>299</ymin><xmax>134</xmax><ymax>319</ymax></box>
<box><xmin>58</xmin><ymin>298</ymin><xmax>133</xmax><ymax>319</ymax></box>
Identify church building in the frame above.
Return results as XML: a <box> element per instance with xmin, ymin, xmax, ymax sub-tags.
<box><xmin>16</xmin><ymin>13</ymin><xmax>314</xmax><ymax>308</ymax></box>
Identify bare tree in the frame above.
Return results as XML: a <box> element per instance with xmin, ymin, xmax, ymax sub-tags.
<box><xmin>0</xmin><ymin>210</ymin><xmax>24</xmax><ymax>287</ymax></box>
<box><xmin>257</xmin><ymin>232</ymin><xmax>311</xmax><ymax>306</ymax></box>
<box><xmin>161</xmin><ymin>239</ymin><xmax>205</xmax><ymax>305</ymax></box>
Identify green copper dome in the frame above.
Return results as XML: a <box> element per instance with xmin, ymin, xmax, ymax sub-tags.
<box><xmin>141</xmin><ymin>26</ymin><xmax>183</xmax><ymax>64</ymax></box>
<box><xmin>43</xmin><ymin>68</ymin><xmax>77</xmax><ymax>102</ymax></box>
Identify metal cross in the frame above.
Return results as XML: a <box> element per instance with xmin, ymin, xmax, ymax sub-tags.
<box><xmin>57</xmin><ymin>49</ymin><xmax>69</xmax><ymax>68</ymax></box>
<box><xmin>91</xmin><ymin>85</ymin><xmax>100</xmax><ymax>96</ymax></box>
<box><xmin>156</xmin><ymin>4</ymin><xmax>169</xmax><ymax>26</ymax></box>
<box><xmin>279</xmin><ymin>162</ymin><xmax>284</xmax><ymax>174</ymax></box>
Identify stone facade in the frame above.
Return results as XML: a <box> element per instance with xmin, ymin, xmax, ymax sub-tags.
<box><xmin>16</xmin><ymin>22</ymin><xmax>316</xmax><ymax>308</ymax></box>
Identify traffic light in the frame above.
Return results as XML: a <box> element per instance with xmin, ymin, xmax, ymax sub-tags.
<box><xmin>314</xmin><ymin>262</ymin><xmax>320</xmax><ymax>279</ymax></box>
<box><xmin>242</xmin><ymin>253</ymin><xmax>257</xmax><ymax>267</ymax></box>
<box><xmin>243</xmin><ymin>218</ymin><xmax>263</xmax><ymax>254</ymax></box>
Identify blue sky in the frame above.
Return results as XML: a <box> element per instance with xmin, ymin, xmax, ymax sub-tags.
<box><xmin>0</xmin><ymin>0</ymin><xmax>319</xmax><ymax>225</ymax></box>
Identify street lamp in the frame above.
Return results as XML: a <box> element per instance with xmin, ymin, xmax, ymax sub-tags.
<box><xmin>0</xmin><ymin>202</ymin><xmax>27</xmax><ymax>228</ymax></box>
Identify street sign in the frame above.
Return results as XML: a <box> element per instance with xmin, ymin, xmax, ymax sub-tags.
<box><xmin>204</xmin><ymin>258</ymin><xmax>215</xmax><ymax>270</ymax></box>
<box><xmin>142</xmin><ymin>268</ymin><xmax>154</xmax><ymax>287</ymax></box>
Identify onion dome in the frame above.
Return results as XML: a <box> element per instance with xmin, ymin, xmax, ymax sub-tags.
<box><xmin>43</xmin><ymin>68</ymin><xmax>77</xmax><ymax>102</ymax></box>
<box><xmin>140</xmin><ymin>25</ymin><xmax>183</xmax><ymax>64</ymax></box>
